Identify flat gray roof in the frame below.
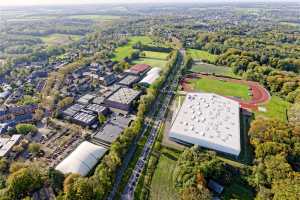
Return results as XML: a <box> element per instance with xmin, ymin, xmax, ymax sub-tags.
<box><xmin>86</xmin><ymin>104</ymin><xmax>107</xmax><ymax>113</ymax></box>
<box><xmin>73</xmin><ymin>112</ymin><xmax>96</xmax><ymax>124</ymax></box>
<box><xmin>93</xmin><ymin>115</ymin><xmax>132</xmax><ymax>144</ymax></box>
<box><xmin>77</xmin><ymin>94</ymin><xmax>96</xmax><ymax>105</ymax></box>
<box><xmin>63</xmin><ymin>104</ymin><xmax>84</xmax><ymax>117</ymax></box>
<box><xmin>93</xmin><ymin>96</ymin><xmax>105</xmax><ymax>105</ymax></box>
<box><xmin>118</xmin><ymin>75</ymin><xmax>139</xmax><ymax>86</ymax></box>
<box><xmin>106</xmin><ymin>87</ymin><xmax>140</xmax><ymax>105</ymax></box>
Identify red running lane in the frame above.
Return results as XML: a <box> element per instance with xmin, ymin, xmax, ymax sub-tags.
<box><xmin>181</xmin><ymin>73</ymin><xmax>271</xmax><ymax>111</ymax></box>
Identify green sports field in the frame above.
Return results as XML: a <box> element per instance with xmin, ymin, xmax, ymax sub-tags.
<box><xmin>113</xmin><ymin>36</ymin><xmax>153</xmax><ymax>62</ymax></box>
<box><xmin>132</xmin><ymin>51</ymin><xmax>169</xmax><ymax>69</ymax></box>
<box><xmin>142</xmin><ymin>51</ymin><xmax>169</xmax><ymax>60</ymax></box>
<box><xmin>255</xmin><ymin>96</ymin><xmax>291</xmax><ymax>122</ymax></box>
<box><xmin>189</xmin><ymin>77</ymin><xmax>251</xmax><ymax>101</ymax></box>
<box><xmin>187</xmin><ymin>49</ymin><xmax>218</xmax><ymax>63</ymax></box>
<box><xmin>191</xmin><ymin>63</ymin><xmax>238</xmax><ymax>77</ymax></box>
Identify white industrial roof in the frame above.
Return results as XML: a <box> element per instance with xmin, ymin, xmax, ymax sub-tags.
<box><xmin>55</xmin><ymin>141</ymin><xmax>107</xmax><ymax>176</ymax></box>
<box><xmin>140</xmin><ymin>67</ymin><xmax>161</xmax><ymax>85</ymax></box>
<box><xmin>169</xmin><ymin>93</ymin><xmax>241</xmax><ymax>156</ymax></box>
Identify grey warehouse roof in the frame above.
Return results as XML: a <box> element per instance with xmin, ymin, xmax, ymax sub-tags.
<box><xmin>92</xmin><ymin>96</ymin><xmax>105</xmax><ymax>105</ymax></box>
<box><xmin>86</xmin><ymin>104</ymin><xmax>107</xmax><ymax>113</ymax></box>
<box><xmin>63</xmin><ymin>104</ymin><xmax>84</xmax><ymax>117</ymax></box>
<box><xmin>118</xmin><ymin>74</ymin><xmax>140</xmax><ymax>86</ymax></box>
<box><xmin>73</xmin><ymin>112</ymin><xmax>96</xmax><ymax>124</ymax></box>
<box><xmin>93</xmin><ymin>115</ymin><xmax>132</xmax><ymax>144</ymax></box>
<box><xmin>106</xmin><ymin>87</ymin><xmax>140</xmax><ymax>105</ymax></box>
<box><xmin>77</xmin><ymin>94</ymin><xmax>96</xmax><ymax>105</ymax></box>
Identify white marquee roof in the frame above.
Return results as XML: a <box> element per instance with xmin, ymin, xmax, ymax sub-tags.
<box><xmin>55</xmin><ymin>141</ymin><xmax>107</xmax><ymax>176</ymax></box>
<box><xmin>169</xmin><ymin>93</ymin><xmax>241</xmax><ymax>156</ymax></box>
<box><xmin>140</xmin><ymin>67</ymin><xmax>161</xmax><ymax>85</ymax></box>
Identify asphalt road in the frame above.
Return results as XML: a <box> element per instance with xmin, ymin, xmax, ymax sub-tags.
<box><xmin>121</xmin><ymin>50</ymin><xmax>184</xmax><ymax>200</ymax></box>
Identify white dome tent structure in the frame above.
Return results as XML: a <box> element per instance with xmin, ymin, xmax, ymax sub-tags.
<box><xmin>55</xmin><ymin>141</ymin><xmax>107</xmax><ymax>176</ymax></box>
<box><xmin>169</xmin><ymin>93</ymin><xmax>241</xmax><ymax>156</ymax></box>
<box><xmin>139</xmin><ymin>67</ymin><xmax>161</xmax><ymax>86</ymax></box>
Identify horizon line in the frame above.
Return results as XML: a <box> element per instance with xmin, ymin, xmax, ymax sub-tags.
<box><xmin>0</xmin><ymin>0</ymin><xmax>299</xmax><ymax>8</ymax></box>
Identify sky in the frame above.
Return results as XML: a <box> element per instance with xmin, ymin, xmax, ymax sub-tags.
<box><xmin>0</xmin><ymin>0</ymin><xmax>297</xmax><ymax>6</ymax></box>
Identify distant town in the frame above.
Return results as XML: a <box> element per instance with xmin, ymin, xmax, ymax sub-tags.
<box><xmin>0</xmin><ymin>1</ymin><xmax>300</xmax><ymax>200</ymax></box>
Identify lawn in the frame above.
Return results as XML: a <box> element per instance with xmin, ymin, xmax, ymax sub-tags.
<box><xmin>150</xmin><ymin>148</ymin><xmax>180</xmax><ymax>200</ymax></box>
<box><xmin>190</xmin><ymin>77</ymin><xmax>251</xmax><ymax>101</ymax></box>
<box><xmin>40</xmin><ymin>34</ymin><xmax>81</xmax><ymax>46</ymax></box>
<box><xmin>143</xmin><ymin>51</ymin><xmax>169</xmax><ymax>60</ymax></box>
<box><xmin>113</xmin><ymin>36</ymin><xmax>153</xmax><ymax>62</ymax></box>
<box><xmin>187</xmin><ymin>49</ymin><xmax>218</xmax><ymax>63</ymax></box>
<box><xmin>132</xmin><ymin>51</ymin><xmax>169</xmax><ymax>69</ymax></box>
<box><xmin>255</xmin><ymin>96</ymin><xmax>291</xmax><ymax>122</ymax></box>
<box><xmin>191</xmin><ymin>63</ymin><xmax>237</xmax><ymax>77</ymax></box>
<box><xmin>132</xmin><ymin>58</ymin><xmax>167</xmax><ymax>69</ymax></box>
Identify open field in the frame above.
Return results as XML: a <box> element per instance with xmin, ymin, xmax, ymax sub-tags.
<box><xmin>132</xmin><ymin>51</ymin><xmax>169</xmax><ymax>69</ymax></box>
<box><xmin>255</xmin><ymin>96</ymin><xmax>291</xmax><ymax>122</ymax></box>
<box><xmin>191</xmin><ymin>63</ymin><xmax>237</xmax><ymax>77</ymax></box>
<box><xmin>40</xmin><ymin>34</ymin><xmax>82</xmax><ymax>46</ymax></box>
<box><xmin>187</xmin><ymin>49</ymin><xmax>218</xmax><ymax>63</ymax></box>
<box><xmin>150</xmin><ymin>148</ymin><xmax>180</xmax><ymax>200</ymax></box>
<box><xmin>280</xmin><ymin>22</ymin><xmax>300</xmax><ymax>27</ymax></box>
<box><xmin>143</xmin><ymin>51</ymin><xmax>169</xmax><ymax>60</ymax></box>
<box><xmin>133</xmin><ymin>58</ymin><xmax>167</xmax><ymax>69</ymax></box>
<box><xmin>189</xmin><ymin>77</ymin><xmax>251</xmax><ymax>101</ymax></box>
<box><xmin>113</xmin><ymin>36</ymin><xmax>153</xmax><ymax>62</ymax></box>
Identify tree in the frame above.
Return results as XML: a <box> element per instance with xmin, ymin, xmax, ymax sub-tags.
<box><xmin>272</xmin><ymin>173</ymin><xmax>300</xmax><ymax>200</ymax></box>
<box><xmin>181</xmin><ymin>185</ymin><xmax>212</xmax><ymax>200</ymax></box>
<box><xmin>7</xmin><ymin>167</ymin><xmax>43</xmax><ymax>199</ymax></box>
<box><xmin>57</xmin><ymin>97</ymin><xmax>74</xmax><ymax>110</ymax></box>
<box><xmin>67</xmin><ymin>178</ymin><xmax>95</xmax><ymax>200</ymax></box>
<box><xmin>98</xmin><ymin>114</ymin><xmax>106</xmax><ymax>125</ymax></box>
<box><xmin>264</xmin><ymin>154</ymin><xmax>292</xmax><ymax>185</ymax></box>
<box><xmin>0</xmin><ymin>158</ymin><xmax>8</xmax><ymax>173</ymax></box>
<box><xmin>63</xmin><ymin>173</ymin><xmax>81</xmax><ymax>193</ymax></box>
<box><xmin>288</xmin><ymin>103</ymin><xmax>300</xmax><ymax>125</ymax></box>
<box><xmin>173</xmin><ymin>146</ymin><xmax>226</xmax><ymax>198</ymax></box>
<box><xmin>17</xmin><ymin>95</ymin><xmax>40</xmax><ymax>106</ymax></box>
<box><xmin>16</xmin><ymin>124</ymin><xmax>37</xmax><ymax>135</ymax></box>
<box><xmin>33</xmin><ymin>109</ymin><xmax>44</xmax><ymax>121</ymax></box>
<box><xmin>9</xmin><ymin>162</ymin><xmax>27</xmax><ymax>173</ymax></box>
<box><xmin>48</xmin><ymin>168</ymin><xmax>65</xmax><ymax>194</ymax></box>
<box><xmin>255</xmin><ymin>142</ymin><xmax>288</xmax><ymax>159</ymax></box>
<box><xmin>28</xmin><ymin>142</ymin><xmax>41</xmax><ymax>156</ymax></box>
<box><xmin>63</xmin><ymin>175</ymin><xmax>96</xmax><ymax>200</ymax></box>
<box><xmin>12</xmin><ymin>145</ymin><xmax>24</xmax><ymax>154</ymax></box>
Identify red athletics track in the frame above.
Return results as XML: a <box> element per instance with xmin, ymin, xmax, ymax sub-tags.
<box><xmin>181</xmin><ymin>73</ymin><xmax>270</xmax><ymax>111</ymax></box>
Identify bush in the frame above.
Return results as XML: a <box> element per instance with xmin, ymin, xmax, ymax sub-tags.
<box><xmin>16</xmin><ymin>124</ymin><xmax>37</xmax><ymax>135</ymax></box>
<box><xmin>28</xmin><ymin>142</ymin><xmax>41</xmax><ymax>155</ymax></box>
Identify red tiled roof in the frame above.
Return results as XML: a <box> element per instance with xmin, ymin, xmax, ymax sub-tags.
<box><xmin>129</xmin><ymin>64</ymin><xmax>151</xmax><ymax>73</ymax></box>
